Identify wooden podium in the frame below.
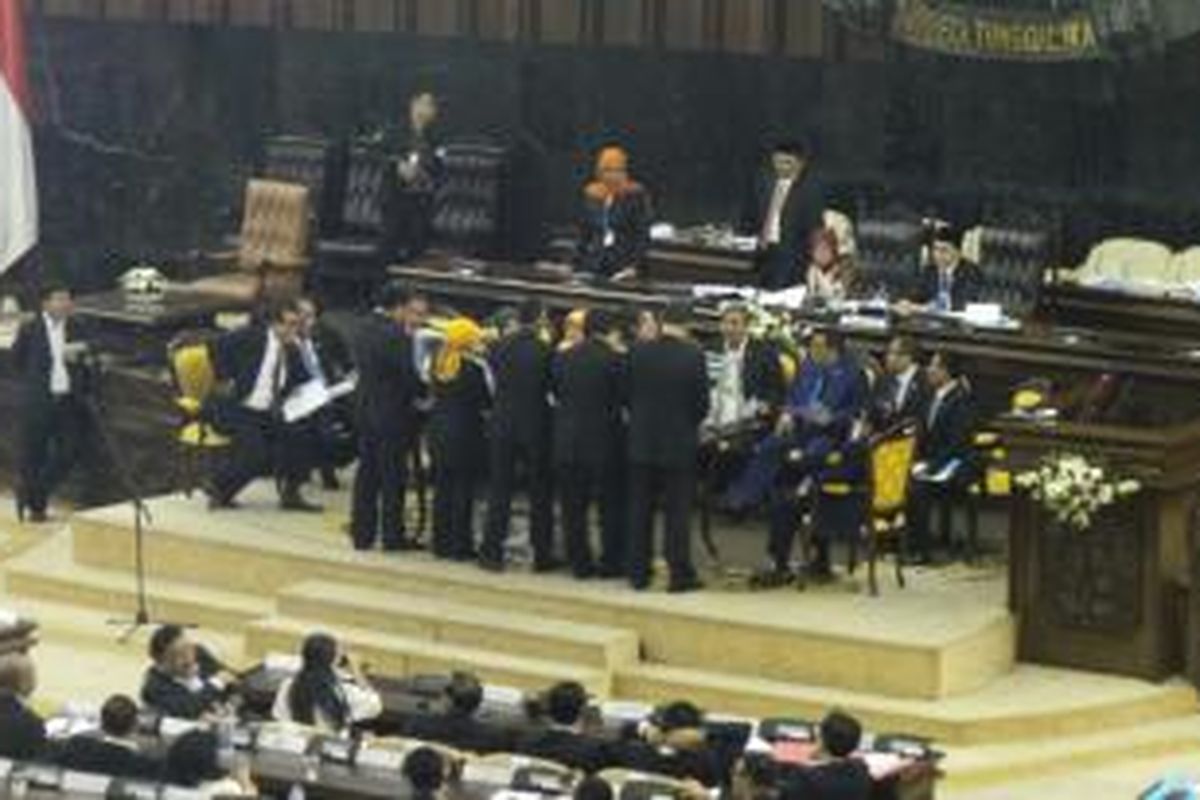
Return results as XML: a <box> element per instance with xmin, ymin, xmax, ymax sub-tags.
<box><xmin>1000</xmin><ymin>416</ymin><xmax>1200</xmax><ymax>681</ymax></box>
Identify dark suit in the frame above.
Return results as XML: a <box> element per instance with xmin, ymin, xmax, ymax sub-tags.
<box><xmin>911</xmin><ymin>381</ymin><xmax>977</xmax><ymax>559</ymax></box>
<box><xmin>428</xmin><ymin>359</ymin><xmax>492</xmax><ymax>559</ymax></box>
<box><xmin>12</xmin><ymin>314</ymin><xmax>90</xmax><ymax>516</ymax></box>
<box><xmin>208</xmin><ymin>324</ymin><xmax>314</xmax><ymax>504</ymax></box>
<box><xmin>626</xmin><ymin>335</ymin><xmax>710</xmax><ymax>589</ymax></box>
<box><xmin>778</xmin><ymin>759</ymin><xmax>872</xmax><ymax>800</ymax></box>
<box><xmin>139</xmin><ymin>666</ymin><xmax>224</xmax><ymax>720</ymax></box>
<box><xmin>871</xmin><ymin>367</ymin><xmax>930</xmax><ymax>430</ymax></box>
<box><xmin>609</xmin><ymin>739</ymin><xmax>726</xmax><ymax>788</ymax></box>
<box><xmin>552</xmin><ymin>339</ymin><xmax>628</xmax><ymax>576</ymax></box>
<box><xmin>398</xmin><ymin>711</ymin><xmax>515</xmax><ymax>755</ymax></box>
<box><xmin>916</xmin><ymin>259</ymin><xmax>985</xmax><ymax>311</ymax></box>
<box><xmin>300</xmin><ymin>322</ymin><xmax>357</xmax><ymax>479</ymax></box>
<box><xmin>350</xmin><ymin>313</ymin><xmax>424</xmax><ymax>550</ymax></box>
<box><xmin>0</xmin><ymin>691</ymin><xmax>46</xmax><ymax>761</ymax></box>
<box><xmin>384</xmin><ymin>126</ymin><xmax>443</xmax><ymax>260</ymax></box>
<box><xmin>741</xmin><ymin>339</ymin><xmax>787</xmax><ymax>410</ymax></box>
<box><xmin>55</xmin><ymin>735</ymin><xmax>161</xmax><ymax>779</ymax></box>
<box><xmin>578</xmin><ymin>188</ymin><xmax>653</xmax><ymax>279</ymax></box>
<box><xmin>482</xmin><ymin>329</ymin><xmax>555</xmax><ymax>568</ymax></box>
<box><xmin>515</xmin><ymin>727</ymin><xmax>611</xmax><ymax>775</ymax></box>
<box><xmin>742</xmin><ymin>171</ymin><xmax>825</xmax><ymax>290</ymax></box>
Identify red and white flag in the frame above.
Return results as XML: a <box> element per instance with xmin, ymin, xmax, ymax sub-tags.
<box><xmin>0</xmin><ymin>0</ymin><xmax>37</xmax><ymax>273</ymax></box>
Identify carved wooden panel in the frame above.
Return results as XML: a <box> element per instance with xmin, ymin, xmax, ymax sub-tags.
<box><xmin>351</xmin><ymin>0</ymin><xmax>399</xmax><ymax>32</ymax></box>
<box><xmin>227</xmin><ymin>0</ymin><xmax>273</xmax><ymax>27</ymax></box>
<box><xmin>103</xmin><ymin>0</ymin><xmax>167</xmax><ymax>20</ymax></box>
<box><xmin>416</xmin><ymin>0</ymin><xmax>462</xmax><ymax>37</ymax></box>
<box><xmin>477</xmin><ymin>0</ymin><xmax>522</xmax><ymax>41</ymax></box>
<box><xmin>782</xmin><ymin>0</ymin><xmax>825</xmax><ymax>59</ymax></box>
<box><xmin>165</xmin><ymin>0</ymin><xmax>227</xmax><ymax>25</ymax></box>
<box><xmin>1038</xmin><ymin>499</ymin><xmax>1144</xmax><ymax>634</ymax></box>
<box><xmin>601</xmin><ymin>0</ymin><xmax>649</xmax><ymax>47</ymax></box>
<box><xmin>538</xmin><ymin>0</ymin><xmax>585</xmax><ymax>45</ymax></box>
<box><xmin>290</xmin><ymin>0</ymin><xmax>338</xmax><ymax>30</ymax></box>
<box><xmin>721</xmin><ymin>0</ymin><xmax>773</xmax><ymax>55</ymax></box>
<box><xmin>39</xmin><ymin>0</ymin><xmax>105</xmax><ymax>18</ymax></box>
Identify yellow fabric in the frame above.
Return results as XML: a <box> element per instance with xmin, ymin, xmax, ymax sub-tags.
<box><xmin>433</xmin><ymin>317</ymin><xmax>484</xmax><ymax>383</ymax></box>
<box><xmin>176</xmin><ymin>397</ymin><xmax>202</xmax><ymax>416</ymax></box>
<box><xmin>821</xmin><ymin>482</ymin><xmax>853</xmax><ymax>496</ymax></box>
<box><xmin>973</xmin><ymin>431</ymin><xmax>1000</xmax><ymax>447</ymax></box>
<box><xmin>824</xmin><ymin>451</ymin><xmax>844</xmax><ymax>467</ymax></box>
<box><xmin>986</xmin><ymin>468</ymin><xmax>1012</xmax><ymax>496</ymax></box>
<box><xmin>172</xmin><ymin>344</ymin><xmax>217</xmax><ymax>412</ymax></box>
<box><xmin>1011</xmin><ymin>389</ymin><xmax>1045</xmax><ymax>412</ymax></box>
<box><xmin>871</xmin><ymin>433</ymin><xmax>917</xmax><ymax>514</ymax></box>
<box><xmin>779</xmin><ymin>353</ymin><xmax>797</xmax><ymax>385</ymax></box>
<box><xmin>178</xmin><ymin>422</ymin><xmax>230</xmax><ymax>448</ymax></box>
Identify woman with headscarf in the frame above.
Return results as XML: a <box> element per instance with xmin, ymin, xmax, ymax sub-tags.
<box><xmin>272</xmin><ymin>632</ymin><xmax>382</xmax><ymax>733</ymax></box>
<box><xmin>578</xmin><ymin>146</ymin><xmax>653</xmax><ymax>281</ymax></box>
<box><xmin>804</xmin><ymin>227</ymin><xmax>859</xmax><ymax>303</ymax></box>
<box><xmin>428</xmin><ymin>318</ymin><xmax>493</xmax><ymax>560</ymax></box>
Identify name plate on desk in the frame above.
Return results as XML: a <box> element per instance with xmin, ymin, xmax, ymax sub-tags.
<box><xmin>62</xmin><ymin>771</ymin><xmax>113</xmax><ymax>795</ymax></box>
<box><xmin>257</xmin><ymin>726</ymin><xmax>313</xmax><ymax>756</ymax></box>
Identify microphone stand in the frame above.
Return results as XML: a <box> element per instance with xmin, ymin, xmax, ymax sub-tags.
<box><xmin>77</xmin><ymin>351</ymin><xmax>190</xmax><ymax>643</ymax></box>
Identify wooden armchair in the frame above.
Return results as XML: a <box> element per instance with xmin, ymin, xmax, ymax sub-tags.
<box><xmin>182</xmin><ymin>179</ymin><xmax>312</xmax><ymax>306</ymax></box>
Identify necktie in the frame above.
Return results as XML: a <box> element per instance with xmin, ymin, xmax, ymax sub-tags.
<box><xmin>270</xmin><ymin>347</ymin><xmax>286</xmax><ymax>414</ymax></box>
<box><xmin>762</xmin><ymin>181</ymin><xmax>790</xmax><ymax>244</ymax></box>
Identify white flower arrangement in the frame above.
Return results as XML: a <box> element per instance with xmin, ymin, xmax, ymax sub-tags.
<box><xmin>1014</xmin><ymin>452</ymin><xmax>1141</xmax><ymax>532</ymax></box>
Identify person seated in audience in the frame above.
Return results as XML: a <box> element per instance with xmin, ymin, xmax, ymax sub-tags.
<box><xmin>805</xmin><ymin>228</ymin><xmax>859</xmax><ymax>304</ymax></box>
<box><xmin>707</xmin><ymin>303</ymin><xmax>786</xmax><ymax>431</ymax></box>
<box><xmin>206</xmin><ymin>296</ymin><xmax>322</xmax><ymax>512</ymax></box>
<box><xmin>780</xmin><ymin>711</ymin><xmax>871</xmax><ymax>800</ymax></box>
<box><xmin>870</xmin><ymin>336</ymin><xmax>929</xmax><ymax>430</ymax></box>
<box><xmin>578</xmin><ymin>145</ymin><xmax>653</xmax><ymax>281</ymax></box>
<box><xmin>574</xmin><ymin>775</ymin><xmax>615</xmax><ymax>800</ymax></box>
<box><xmin>428</xmin><ymin>317</ymin><xmax>493</xmax><ymax>561</ymax></box>
<box><xmin>272</xmin><ymin>632</ymin><xmax>382</xmax><ymax>733</ymax></box>
<box><xmin>910</xmin><ymin>351</ymin><xmax>978</xmax><ymax>565</ymax></box>
<box><xmin>399</xmin><ymin>671</ymin><xmax>513</xmax><ymax>754</ymax></box>
<box><xmin>404</xmin><ymin>746</ymin><xmax>449</xmax><ymax>800</ymax></box>
<box><xmin>164</xmin><ymin>729</ymin><xmax>255</xmax><ymax>797</ymax></box>
<box><xmin>56</xmin><ymin>694</ymin><xmax>159</xmax><ymax>779</ymax></box>
<box><xmin>140</xmin><ymin>625</ymin><xmax>230</xmax><ymax>721</ymax></box>
<box><xmin>517</xmin><ymin>680</ymin><xmax>609</xmax><ymax>774</ymax></box>
<box><xmin>0</xmin><ymin>653</ymin><xmax>46</xmax><ymax>761</ymax></box>
<box><xmin>901</xmin><ymin>220</ymin><xmax>983</xmax><ymax>314</ymax></box>
<box><xmin>296</xmin><ymin>295</ymin><xmax>356</xmax><ymax>491</ymax></box>
<box><xmin>616</xmin><ymin>701</ymin><xmax>727</xmax><ymax>789</ymax></box>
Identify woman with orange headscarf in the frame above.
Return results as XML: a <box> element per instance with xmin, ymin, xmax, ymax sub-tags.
<box><xmin>427</xmin><ymin>317</ymin><xmax>492</xmax><ymax>560</ymax></box>
<box><xmin>578</xmin><ymin>145</ymin><xmax>653</xmax><ymax>280</ymax></box>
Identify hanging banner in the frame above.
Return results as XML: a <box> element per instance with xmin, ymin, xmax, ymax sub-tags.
<box><xmin>892</xmin><ymin>0</ymin><xmax>1104</xmax><ymax>62</ymax></box>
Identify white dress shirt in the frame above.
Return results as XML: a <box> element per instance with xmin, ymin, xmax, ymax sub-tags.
<box><xmin>44</xmin><ymin>313</ymin><xmax>71</xmax><ymax>396</ymax></box>
<box><xmin>927</xmin><ymin>381</ymin><xmax>956</xmax><ymax>430</ymax></box>
<box><xmin>709</xmin><ymin>342</ymin><xmax>762</xmax><ymax>428</ymax></box>
<box><xmin>893</xmin><ymin>365</ymin><xmax>918</xmax><ymax>415</ymax></box>
<box><xmin>244</xmin><ymin>329</ymin><xmax>287</xmax><ymax>412</ymax></box>
<box><xmin>272</xmin><ymin>674</ymin><xmax>384</xmax><ymax>733</ymax></box>
<box><xmin>761</xmin><ymin>178</ymin><xmax>795</xmax><ymax>246</ymax></box>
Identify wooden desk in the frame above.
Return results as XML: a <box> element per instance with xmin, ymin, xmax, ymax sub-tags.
<box><xmin>73</xmin><ymin>288</ymin><xmax>234</xmax><ymax>364</ymax></box>
<box><xmin>643</xmin><ymin>240</ymin><xmax>756</xmax><ymax>285</ymax></box>
<box><xmin>1044</xmin><ymin>282</ymin><xmax>1200</xmax><ymax>343</ymax></box>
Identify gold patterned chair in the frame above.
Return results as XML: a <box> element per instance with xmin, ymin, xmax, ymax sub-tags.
<box><xmin>809</xmin><ymin>422</ymin><xmax>919</xmax><ymax>595</ymax></box>
<box><xmin>169</xmin><ymin>338</ymin><xmax>230</xmax><ymax>496</ymax></box>
<box><xmin>182</xmin><ymin>179</ymin><xmax>312</xmax><ymax>306</ymax></box>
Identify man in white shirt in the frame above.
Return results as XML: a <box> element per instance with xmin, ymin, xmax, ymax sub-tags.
<box><xmin>743</xmin><ymin>140</ymin><xmax>825</xmax><ymax>290</ymax></box>
<box><xmin>208</xmin><ymin>298</ymin><xmax>322</xmax><ymax>511</ymax></box>
<box><xmin>12</xmin><ymin>283</ymin><xmax>89</xmax><ymax>523</ymax></box>
<box><xmin>871</xmin><ymin>336</ymin><xmax>929</xmax><ymax>430</ymax></box>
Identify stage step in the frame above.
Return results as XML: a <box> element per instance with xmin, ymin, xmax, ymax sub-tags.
<box><xmin>615</xmin><ymin>662</ymin><xmax>1198</xmax><ymax>747</ymax></box>
<box><xmin>70</xmin><ymin>491</ymin><xmax>1014</xmax><ymax>700</ymax></box>
<box><xmin>942</xmin><ymin>714</ymin><xmax>1200</xmax><ymax>791</ymax></box>
<box><xmin>245</xmin><ymin>615</ymin><xmax>610</xmax><ymax>696</ymax></box>
<box><xmin>277</xmin><ymin>580</ymin><xmax>640</xmax><ymax>670</ymax></box>
<box><xmin>5</xmin><ymin>530</ymin><xmax>273</xmax><ymax>634</ymax></box>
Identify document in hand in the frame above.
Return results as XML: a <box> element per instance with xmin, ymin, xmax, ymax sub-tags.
<box><xmin>282</xmin><ymin>374</ymin><xmax>358</xmax><ymax>423</ymax></box>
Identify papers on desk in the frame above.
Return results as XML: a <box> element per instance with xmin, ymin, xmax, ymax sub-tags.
<box><xmin>691</xmin><ymin>284</ymin><xmax>758</xmax><ymax>301</ymax></box>
<box><xmin>282</xmin><ymin>375</ymin><xmax>357</xmax><ymax>423</ymax></box>
<box><xmin>263</xmin><ymin>652</ymin><xmax>302</xmax><ymax>674</ymax></box>
<box><xmin>758</xmin><ymin>286</ymin><xmax>809</xmax><ymax>310</ymax></box>
<box><xmin>62</xmin><ymin>771</ymin><xmax>113</xmax><ymax>796</ymax></box>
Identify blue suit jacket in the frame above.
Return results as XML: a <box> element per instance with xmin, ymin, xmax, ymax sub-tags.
<box><xmin>785</xmin><ymin>355</ymin><xmax>865</xmax><ymax>441</ymax></box>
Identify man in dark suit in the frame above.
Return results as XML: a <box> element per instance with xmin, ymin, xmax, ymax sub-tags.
<box><xmin>778</xmin><ymin>711</ymin><xmax>871</xmax><ymax>800</ymax></box>
<box><xmin>627</xmin><ymin>304</ymin><xmax>710</xmax><ymax>593</ymax></box>
<box><xmin>385</xmin><ymin>91</ymin><xmax>444</xmax><ymax>260</ymax></box>
<box><xmin>350</xmin><ymin>283</ymin><xmax>429</xmax><ymax>551</ymax></box>
<box><xmin>56</xmin><ymin>694</ymin><xmax>160</xmax><ymax>779</ymax></box>
<box><xmin>398</xmin><ymin>672</ymin><xmax>514</xmax><ymax>754</ymax></box>
<box><xmin>871</xmin><ymin>336</ymin><xmax>929</xmax><ymax>430</ymax></box>
<box><xmin>910</xmin><ymin>350</ymin><xmax>978</xmax><ymax>564</ymax></box>
<box><xmin>911</xmin><ymin>221</ymin><xmax>984</xmax><ymax>312</ymax></box>
<box><xmin>297</xmin><ymin>296</ymin><xmax>356</xmax><ymax>491</ymax></box>
<box><xmin>742</xmin><ymin>140</ymin><xmax>825</xmax><ymax>290</ymax></box>
<box><xmin>207</xmin><ymin>297</ymin><xmax>320</xmax><ymax>512</ymax></box>
<box><xmin>140</xmin><ymin>625</ymin><xmax>229</xmax><ymax>720</ymax></box>
<box><xmin>0</xmin><ymin>653</ymin><xmax>46</xmax><ymax>761</ymax></box>
<box><xmin>516</xmin><ymin>681</ymin><xmax>610</xmax><ymax>774</ymax></box>
<box><xmin>480</xmin><ymin>300</ymin><xmax>556</xmax><ymax>573</ymax></box>
<box><xmin>708</xmin><ymin>303</ymin><xmax>786</xmax><ymax>428</ymax></box>
<box><xmin>12</xmin><ymin>282</ymin><xmax>91</xmax><ymax>523</ymax></box>
<box><xmin>553</xmin><ymin>310</ymin><xmax>628</xmax><ymax>579</ymax></box>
